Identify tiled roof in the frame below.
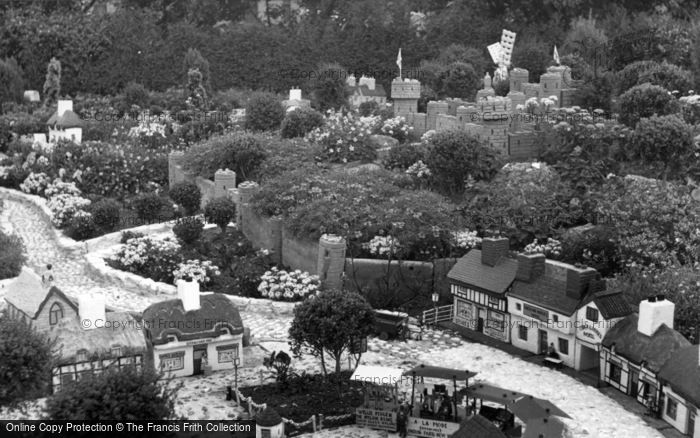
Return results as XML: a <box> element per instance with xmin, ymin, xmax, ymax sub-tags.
<box><xmin>46</xmin><ymin>110</ymin><xmax>83</xmax><ymax>128</ymax></box>
<box><xmin>579</xmin><ymin>290</ymin><xmax>633</xmax><ymax>319</ymax></box>
<box><xmin>350</xmin><ymin>84</ymin><xmax>387</xmax><ymax>97</ymax></box>
<box><xmin>658</xmin><ymin>345</ymin><xmax>700</xmax><ymax>406</ymax></box>
<box><xmin>602</xmin><ymin>314</ymin><xmax>691</xmax><ymax>372</ymax></box>
<box><xmin>143</xmin><ymin>293</ymin><xmax>244</xmax><ymax>344</ymax></box>
<box><xmin>509</xmin><ymin>276</ymin><xmax>581</xmax><ymax>315</ymax></box>
<box><xmin>453</xmin><ymin>414</ymin><xmax>507</xmax><ymax>438</ymax></box>
<box><xmin>447</xmin><ymin>250</ymin><xmax>518</xmax><ymax>295</ymax></box>
<box><xmin>4</xmin><ymin>268</ymin><xmax>48</xmax><ymax>317</ymax></box>
<box><xmin>256</xmin><ymin>406</ymin><xmax>283</xmax><ymax>427</ymax></box>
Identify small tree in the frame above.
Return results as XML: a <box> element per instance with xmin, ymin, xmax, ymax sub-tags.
<box><xmin>0</xmin><ymin>58</ymin><xmax>25</xmax><ymax>106</ymax></box>
<box><xmin>184</xmin><ymin>48</ymin><xmax>211</xmax><ymax>92</ymax></box>
<box><xmin>289</xmin><ymin>289</ymin><xmax>374</xmax><ymax>377</ymax></box>
<box><xmin>245</xmin><ymin>92</ymin><xmax>285</xmax><ymax>132</ymax></box>
<box><xmin>617</xmin><ymin>83</ymin><xmax>680</xmax><ymax>128</ymax></box>
<box><xmin>45</xmin><ymin>366</ymin><xmax>179</xmax><ymax>420</ymax></box>
<box><xmin>185</xmin><ymin>68</ymin><xmax>208</xmax><ymax>110</ymax></box>
<box><xmin>43</xmin><ymin>57</ymin><xmax>61</xmax><ymax>108</ymax></box>
<box><xmin>263</xmin><ymin>350</ymin><xmax>292</xmax><ymax>389</ymax></box>
<box><xmin>169</xmin><ymin>181</ymin><xmax>202</xmax><ymax>215</ymax></box>
<box><xmin>630</xmin><ymin>114</ymin><xmax>694</xmax><ymax>181</ymax></box>
<box><xmin>440</xmin><ymin>62</ymin><xmax>480</xmax><ymax>99</ymax></box>
<box><xmin>0</xmin><ymin>311</ymin><xmax>55</xmax><ymax>406</ymax></box>
<box><xmin>204</xmin><ymin>197</ymin><xmax>236</xmax><ymax>233</ymax></box>
<box><xmin>308</xmin><ymin>62</ymin><xmax>350</xmax><ymax>112</ymax></box>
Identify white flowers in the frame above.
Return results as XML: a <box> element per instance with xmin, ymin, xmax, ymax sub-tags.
<box><xmin>111</xmin><ymin>235</ymin><xmax>181</xmax><ymax>269</ymax></box>
<box><xmin>128</xmin><ymin>119</ymin><xmax>166</xmax><ymax>138</ymax></box>
<box><xmin>20</xmin><ymin>172</ymin><xmax>51</xmax><ymax>196</ymax></box>
<box><xmin>406</xmin><ymin>160</ymin><xmax>431</xmax><ymax>178</ymax></box>
<box><xmin>363</xmin><ymin>235</ymin><xmax>401</xmax><ymax>257</ymax></box>
<box><xmin>524</xmin><ymin>238</ymin><xmax>562</xmax><ymax>258</ymax></box>
<box><xmin>380</xmin><ymin>116</ymin><xmax>412</xmax><ymax>140</ymax></box>
<box><xmin>45</xmin><ymin>178</ymin><xmax>81</xmax><ymax>197</ymax></box>
<box><xmin>451</xmin><ymin>230</ymin><xmax>481</xmax><ymax>250</ymax></box>
<box><xmin>257</xmin><ymin>267</ymin><xmax>320</xmax><ymax>301</ymax></box>
<box><xmin>47</xmin><ymin>194</ymin><xmax>92</xmax><ymax>228</ymax></box>
<box><xmin>173</xmin><ymin>259</ymin><xmax>221</xmax><ymax>284</ymax></box>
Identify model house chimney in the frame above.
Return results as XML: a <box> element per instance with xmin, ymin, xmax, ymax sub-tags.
<box><xmin>637</xmin><ymin>296</ymin><xmax>675</xmax><ymax>337</ymax></box>
<box><xmin>78</xmin><ymin>294</ymin><xmax>106</xmax><ymax>330</ymax></box>
<box><xmin>346</xmin><ymin>74</ymin><xmax>357</xmax><ymax>87</ymax></box>
<box><xmin>57</xmin><ymin>100</ymin><xmax>73</xmax><ymax>117</ymax></box>
<box><xmin>516</xmin><ymin>253</ymin><xmax>546</xmax><ymax>282</ymax></box>
<box><xmin>177</xmin><ymin>279</ymin><xmax>201</xmax><ymax>312</ymax></box>
<box><xmin>565</xmin><ymin>266</ymin><xmax>598</xmax><ymax>300</ymax></box>
<box><xmin>481</xmin><ymin>237</ymin><xmax>509</xmax><ymax>267</ymax></box>
<box><xmin>359</xmin><ymin>75</ymin><xmax>376</xmax><ymax>90</ymax></box>
<box><xmin>289</xmin><ymin>88</ymin><xmax>302</xmax><ymax>101</ymax></box>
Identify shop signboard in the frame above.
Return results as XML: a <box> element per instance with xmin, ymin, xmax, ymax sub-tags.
<box><xmin>406</xmin><ymin>417</ymin><xmax>460</xmax><ymax>438</ymax></box>
<box><xmin>355</xmin><ymin>408</ymin><xmax>397</xmax><ymax>431</ymax></box>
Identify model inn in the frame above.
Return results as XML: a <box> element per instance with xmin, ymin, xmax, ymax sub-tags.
<box><xmin>142</xmin><ymin>279</ymin><xmax>245</xmax><ymax>377</ymax></box>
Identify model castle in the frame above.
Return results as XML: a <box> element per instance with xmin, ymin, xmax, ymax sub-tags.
<box><xmin>392</xmin><ymin>65</ymin><xmax>580</xmax><ymax>160</ymax></box>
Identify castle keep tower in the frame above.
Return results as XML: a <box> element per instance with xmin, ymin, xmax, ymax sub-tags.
<box><xmin>478</xmin><ymin>96</ymin><xmax>512</xmax><ymax>155</ymax></box>
<box><xmin>391</xmin><ymin>78</ymin><xmax>421</xmax><ymax>118</ymax></box>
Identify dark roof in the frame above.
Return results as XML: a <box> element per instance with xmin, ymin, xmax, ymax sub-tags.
<box><xmin>602</xmin><ymin>314</ymin><xmax>691</xmax><ymax>372</ymax></box>
<box><xmin>658</xmin><ymin>345</ymin><xmax>700</xmax><ymax>405</ymax></box>
<box><xmin>350</xmin><ymin>84</ymin><xmax>387</xmax><ymax>97</ymax></box>
<box><xmin>403</xmin><ymin>364</ymin><xmax>477</xmax><ymax>381</ymax></box>
<box><xmin>579</xmin><ymin>289</ymin><xmax>633</xmax><ymax>319</ymax></box>
<box><xmin>466</xmin><ymin>383</ymin><xmax>527</xmax><ymax>405</ymax></box>
<box><xmin>143</xmin><ymin>293</ymin><xmax>244</xmax><ymax>344</ymax></box>
<box><xmin>447</xmin><ymin>250</ymin><xmax>518</xmax><ymax>295</ymax></box>
<box><xmin>509</xmin><ymin>275</ymin><xmax>580</xmax><ymax>315</ymax></box>
<box><xmin>47</xmin><ymin>109</ymin><xmax>83</xmax><ymax>128</ymax></box>
<box><xmin>256</xmin><ymin>406</ymin><xmax>283</xmax><ymax>427</ymax></box>
<box><xmin>453</xmin><ymin>414</ymin><xmax>507</xmax><ymax>438</ymax></box>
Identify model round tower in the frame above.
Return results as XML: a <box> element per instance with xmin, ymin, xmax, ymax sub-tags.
<box><xmin>317</xmin><ymin>234</ymin><xmax>346</xmax><ymax>291</ymax></box>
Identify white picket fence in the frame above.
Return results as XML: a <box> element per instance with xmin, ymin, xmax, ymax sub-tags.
<box><xmin>422</xmin><ymin>304</ymin><xmax>454</xmax><ymax>325</ymax></box>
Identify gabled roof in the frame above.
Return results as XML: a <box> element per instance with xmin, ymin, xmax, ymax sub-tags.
<box><xmin>602</xmin><ymin>313</ymin><xmax>691</xmax><ymax>372</ymax></box>
<box><xmin>509</xmin><ymin>275</ymin><xmax>581</xmax><ymax>315</ymax></box>
<box><xmin>46</xmin><ymin>110</ymin><xmax>83</xmax><ymax>128</ymax></box>
<box><xmin>579</xmin><ymin>289</ymin><xmax>632</xmax><ymax>319</ymax></box>
<box><xmin>53</xmin><ymin>311</ymin><xmax>147</xmax><ymax>366</ymax></box>
<box><xmin>350</xmin><ymin>84</ymin><xmax>387</xmax><ymax>98</ymax></box>
<box><xmin>452</xmin><ymin>414</ymin><xmax>507</xmax><ymax>438</ymax></box>
<box><xmin>143</xmin><ymin>293</ymin><xmax>244</xmax><ymax>344</ymax></box>
<box><xmin>5</xmin><ymin>269</ymin><xmax>78</xmax><ymax>319</ymax></box>
<box><xmin>447</xmin><ymin>250</ymin><xmax>518</xmax><ymax>295</ymax></box>
<box><xmin>658</xmin><ymin>345</ymin><xmax>700</xmax><ymax>406</ymax></box>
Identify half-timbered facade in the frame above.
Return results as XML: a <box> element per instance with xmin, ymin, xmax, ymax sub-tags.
<box><xmin>447</xmin><ymin>237</ymin><xmax>518</xmax><ymax>343</ymax></box>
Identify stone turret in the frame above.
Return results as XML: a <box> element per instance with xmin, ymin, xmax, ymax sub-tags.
<box><xmin>391</xmin><ymin>78</ymin><xmax>421</xmax><ymax>118</ymax></box>
<box><xmin>317</xmin><ymin>234</ymin><xmax>346</xmax><ymax>290</ymax></box>
<box><xmin>214</xmin><ymin>169</ymin><xmax>236</xmax><ymax>198</ymax></box>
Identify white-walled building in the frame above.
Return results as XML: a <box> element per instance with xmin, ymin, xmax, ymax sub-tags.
<box><xmin>347</xmin><ymin>75</ymin><xmax>387</xmax><ymax>108</ymax></box>
<box><xmin>658</xmin><ymin>345</ymin><xmax>700</xmax><ymax>437</ymax></box>
<box><xmin>600</xmin><ymin>296</ymin><xmax>691</xmax><ymax>410</ymax></box>
<box><xmin>47</xmin><ymin>100</ymin><xmax>83</xmax><ymax>144</ymax></box>
<box><xmin>142</xmin><ymin>280</ymin><xmax>245</xmax><ymax>378</ymax></box>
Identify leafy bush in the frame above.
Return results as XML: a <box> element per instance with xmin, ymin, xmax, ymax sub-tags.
<box><xmin>88</xmin><ymin>198</ymin><xmax>121</xmax><ymax>231</ymax></box>
<box><xmin>258</xmin><ymin>267</ymin><xmax>320</xmax><ymax>301</ymax></box>
<box><xmin>441</xmin><ymin>62</ymin><xmax>480</xmax><ymax>99</ymax></box>
<box><xmin>0</xmin><ymin>58</ymin><xmax>25</xmax><ymax>105</ymax></box>
<box><xmin>379</xmin><ymin>116</ymin><xmax>413</xmax><ymax>143</ymax></box>
<box><xmin>424</xmin><ymin>128</ymin><xmax>502</xmax><ymax>195</ymax></box>
<box><xmin>42</xmin><ymin>57</ymin><xmax>61</xmax><ymax>108</ymax></box>
<box><xmin>182</xmin><ymin>131</ymin><xmax>268</xmax><ymax>181</ymax></box>
<box><xmin>307</xmin><ymin>110</ymin><xmax>377</xmax><ymax>163</ymax></box>
<box><xmin>576</xmin><ymin>72</ymin><xmax>616</xmax><ymax>112</ymax></box>
<box><xmin>679</xmin><ymin>93</ymin><xmax>700</xmax><ymax>125</ymax></box>
<box><xmin>617</xmin><ymin>61</ymin><xmax>693</xmax><ymax>95</ymax></box>
<box><xmin>169</xmin><ymin>181</ymin><xmax>201</xmax><ymax>215</ymax></box>
<box><xmin>173</xmin><ymin>216</ymin><xmax>204</xmax><ymax>244</ymax></box>
<box><xmin>308</xmin><ymin>62</ymin><xmax>350</xmax><ymax>112</ymax></box>
<box><xmin>0</xmin><ymin>230</ymin><xmax>26</xmax><ymax>280</ymax></box>
<box><xmin>280</xmin><ymin>107</ymin><xmax>324</xmax><ymax>138</ymax></box>
<box><xmin>132</xmin><ymin>192</ymin><xmax>167</xmax><ymax>222</ymax></box>
<box><xmin>0</xmin><ymin>311</ymin><xmax>55</xmax><ymax>406</ymax></box>
<box><xmin>358</xmin><ymin>101</ymin><xmax>380</xmax><ymax>117</ymax></box>
<box><xmin>245</xmin><ymin>92</ymin><xmax>285</xmax><ymax>132</ymax></box>
<box><xmin>183</xmin><ymin>48</ymin><xmax>211</xmax><ymax>92</ymax></box>
<box><xmin>46</xmin><ymin>366</ymin><xmax>177</xmax><ymax>420</ymax></box>
<box><xmin>0</xmin><ymin>112</ymin><xmax>43</xmax><ymax>152</ymax></box>
<box><xmin>628</xmin><ymin>114</ymin><xmax>694</xmax><ymax>180</ymax></box>
<box><xmin>47</xmin><ymin>194</ymin><xmax>91</xmax><ymax>228</ymax></box>
<box><xmin>108</xmin><ymin>235</ymin><xmax>181</xmax><ymax>283</ymax></box>
<box><xmin>204</xmin><ymin>197</ymin><xmax>236</xmax><ymax>233</ymax></box>
<box><xmin>65</xmin><ymin>211</ymin><xmax>100</xmax><ymax>241</ymax></box>
<box><xmin>559</xmin><ymin>225</ymin><xmax>621</xmax><ymax>277</ymax></box>
<box><xmin>617</xmin><ymin>83</ymin><xmax>680</xmax><ymax>127</ymax></box>
<box><xmin>123</xmin><ymin>82</ymin><xmax>150</xmax><ymax>109</ymax></box>
<box><xmin>120</xmin><ymin>230</ymin><xmax>144</xmax><ymax>244</ymax></box>
<box><xmin>438</xmin><ymin>44</ymin><xmax>489</xmax><ymax>76</ymax></box>
<box><xmin>185</xmin><ymin>68</ymin><xmax>207</xmax><ymax>110</ymax></box>
<box><xmin>254</xmin><ymin>137</ymin><xmax>321</xmax><ymax>182</ymax></box>
<box><xmin>383</xmin><ymin>143</ymin><xmax>426</xmax><ymax>171</ymax></box>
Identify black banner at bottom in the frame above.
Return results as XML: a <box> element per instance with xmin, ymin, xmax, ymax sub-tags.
<box><xmin>0</xmin><ymin>420</ymin><xmax>256</xmax><ymax>437</ymax></box>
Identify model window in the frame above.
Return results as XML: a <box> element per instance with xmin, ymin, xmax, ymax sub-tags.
<box><xmin>488</xmin><ymin>296</ymin><xmax>499</xmax><ymax>308</ymax></box>
<box><xmin>217</xmin><ymin>345</ymin><xmax>239</xmax><ymax>363</ymax></box>
<box><xmin>515</xmin><ymin>303</ymin><xmax>522</xmax><ymax>311</ymax></box>
<box><xmin>552</xmin><ymin>314</ymin><xmax>559</xmax><ymax>323</ymax></box>
<box><xmin>111</xmin><ymin>346</ymin><xmax>121</xmax><ymax>357</ymax></box>
<box><xmin>558</xmin><ymin>338</ymin><xmax>569</xmax><ymax>355</ymax></box>
<box><xmin>49</xmin><ymin>302</ymin><xmax>63</xmax><ymax>326</ymax></box>
<box><xmin>666</xmin><ymin>397</ymin><xmax>678</xmax><ymax>420</ymax></box>
<box><xmin>586</xmin><ymin>307</ymin><xmax>599</xmax><ymax>322</ymax></box>
<box><xmin>160</xmin><ymin>352</ymin><xmax>185</xmax><ymax>371</ymax></box>
<box><xmin>260</xmin><ymin>429</ymin><xmax>271</xmax><ymax>438</ymax></box>
<box><xmin>518</xmin><ymin>325</ymin><xmax>528</xmax><ymax>341</ymax></box>
<box><xmin>76</xmin><ymin>349</ymin><xmax>88</xmax><ymax>362</ymax></box>
<box><xmin>609</xmin><ymin>363</ymin><xmax>622</xmax><ymax>383</ymax></box>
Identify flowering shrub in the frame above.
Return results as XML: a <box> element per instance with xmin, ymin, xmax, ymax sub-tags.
<box><xmin>44</xmin><ymin>178</ymin><xmax>82</xmax><ymax>198</ymax></box>
<box><xmin>524</xmin><ymin>238</ymin><xmax>562</xmax><ymax>258</ymax></box>
<box><xmin>406</xmin><ymin>160</ymin><xmax>431</xmax><ymax>179</ymax></box>
<box><xmin>307</xmin><ymin>110</ymin><xmax>376</xmax><ymax>163</ymax></box>
<box><xmin>451</xmin><ymin>230</ymin><xmax>481</xmax><ymax>250</ymax></box>
<box><xmin>362</xmin><ymin>235</ymin><xmax>401</xmax><ymax>257</ymax></box>
<box><xmin>380</xmin><ymin>116</ymin><xmax>413</xmax><ymax>143</ymax></box>
<box><xmin>420</xmin><ymin>130</ymin><xmax>436</xmax><ymax>144</ymax></box>
<box><xmin>679</xmin><ymin>92</ymin><xmax>700</xmax><ymax>125</ymax></box>
<box><xmin>20</xmin><ymin>172</ymin><xmax>51</xmax><ymax>196</ymax></box>
<box><xmin>173</xmin><ymin>259</ymin><xmax>220</xmax><ymax>285</ymax></box>
<box><xmin>257</xmin><ymin>267</ymin><xmax>320</xmax><ymax>301</ymax></box>
<box><xmin>65</xmin><ymin>210</ymin><xmax>100</xmax><ymax>241</ymax></box>
<box><xmin>47</xmin><ymin>194</ymin><xmax>92</xmax><ymax>228</ymax></box>
<box><xmin>107</xmin><ymin>236</ymin><xmax>182</xmax><ymax>284</ymax></box>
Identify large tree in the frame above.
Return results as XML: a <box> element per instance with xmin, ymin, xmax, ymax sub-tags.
<box><xmin>289</xmin><ymin>289</ymin><xmax>374</xmax><ymax>376</ymax></box>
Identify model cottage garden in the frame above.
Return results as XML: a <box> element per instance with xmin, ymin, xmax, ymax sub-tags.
<box><xmin>1</xmin><ymin>1</ymin><xmax>700</xmax><ymax>437</ymax></box>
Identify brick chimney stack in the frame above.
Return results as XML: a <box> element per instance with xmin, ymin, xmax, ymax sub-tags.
<box><xmin>516</xmin><ymin>253</ymin><xmax>546</xmax><ymax>282</ymax></box>
<box><xmin>481</xmin><ymin>237</ymin><xmax>509</xmax><ymax>267</ymax></box>
<box><xmin>565</xmin><ymin>266</ymin><xmax>598</xmax><ymax>300</ymax></box>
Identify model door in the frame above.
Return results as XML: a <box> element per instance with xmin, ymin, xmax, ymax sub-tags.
<box><xmin>688</xmin><ymin>410</ymin><xmax>695</xmax><ymax>436</ymax></box>
<box><xmin>477</xmin><ymin>308</ymin><xmax>486</xmax><ymax>332</ymax></box>
<box><xmin>193</xmin><ymin>348</ymin><xmax>206</xmax><ymax>375</ymax></box>
<box><xmin>629</xmin><ymin>370</ymin><xmax>639</xmax><ymax>398</ymax></box>
<box><xmin>538</xmin><ymin>330</ymin><xmax>548</xmax><ymax>354</ymax></box>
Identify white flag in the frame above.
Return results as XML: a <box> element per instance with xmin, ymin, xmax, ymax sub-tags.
<box><xmin>396</xmin><ymin>48</ymin><xmax>402</xmax><ymax>69</ymax></box>
<box><xmin>553</xmin><ymin>45</ymin><xmax>560</xmax><ymax>65</ymax></box>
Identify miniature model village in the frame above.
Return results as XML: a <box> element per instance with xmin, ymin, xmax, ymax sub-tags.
<box><xmin>2</xmin><ymin>2</ymin><xmax>700</xmax><ymax>438</ymax></box>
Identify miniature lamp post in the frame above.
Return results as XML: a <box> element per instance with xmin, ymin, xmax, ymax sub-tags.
<box><xmin>432</xmin><ymin>292</ymin><xmax>439</xmax><ymax>326</ymax></box>
<box><xmin>233</xmin><ymin>356</ymin><xmax>241</xmax><ymax>404</ymax></box>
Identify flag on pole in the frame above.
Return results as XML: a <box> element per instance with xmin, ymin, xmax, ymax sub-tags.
<box><xmin>396</xmin><ymin>48</ymin><xmax>402</xmax><ymax>79</ymax></box>
<box><xmin>553</xmin><ymin>45</ymin><xmax>560</xmax><ymax>65</ymax></box>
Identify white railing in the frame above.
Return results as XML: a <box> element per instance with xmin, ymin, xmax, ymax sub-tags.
<box><xmin>422</xmin><ymin>304</ymin><xmax>454</xmax><ymax>325</ymax></box>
